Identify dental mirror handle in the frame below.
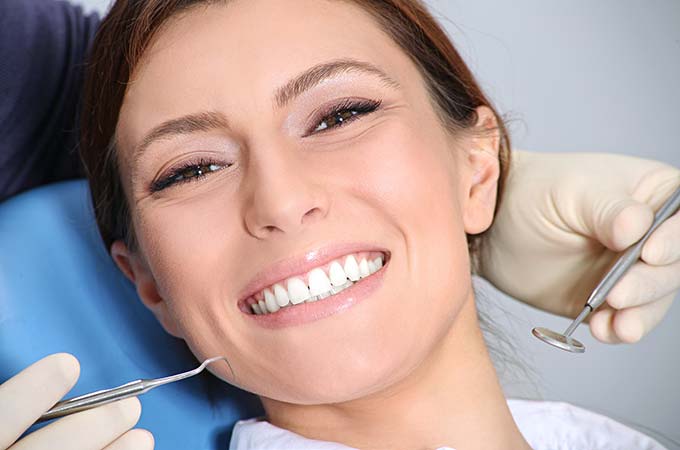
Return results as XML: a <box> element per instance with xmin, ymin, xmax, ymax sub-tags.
<box><xmin>536</xmin><ymin>185</ymin><xmax>680</xmax><ymax>350</ymax></box>
<box><xmin>583</xmin><ymin>185</ymin><xmax>680</xmax><ymax>314</ymax></box>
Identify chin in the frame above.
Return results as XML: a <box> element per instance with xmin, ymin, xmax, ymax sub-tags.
<box><xmin>256</xmin><ymin>322</ymin><xmax>444</xmax><ymax>404</ymax></box>
<box><xmin>266</xmin><ymin>357</ymin><xmax>414</xmax><ymax>405</ymax></box>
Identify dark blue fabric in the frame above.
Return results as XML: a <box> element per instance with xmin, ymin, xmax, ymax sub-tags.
<box><xmin>0</xmin><ymin>0</ymin><xmax>98</xmax><ymax>202</ymax></box>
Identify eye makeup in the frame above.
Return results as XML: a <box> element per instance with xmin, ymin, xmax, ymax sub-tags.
<box><xmin>304</xmin><ymin>97</ymin><xmax>382</xmax><ymax>136</ymax></box>
<box><xmin>148</xmin><ymin>96</ymin><xmax>384</xmax><ymax>193</ymax></box>
<box><xmin>150</xmin><ymin>158</ymin><xmax>228</xmax><ymax>192</ymax></box>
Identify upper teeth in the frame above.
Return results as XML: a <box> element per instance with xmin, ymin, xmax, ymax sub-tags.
<box><xmin>249</xmin><ymin>253</ymin><xmax>385</xmax><ymax>315</ymax></box>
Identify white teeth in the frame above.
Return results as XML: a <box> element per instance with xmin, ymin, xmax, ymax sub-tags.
<box><xmin>250</xmin><ymin>252</ymin><xmax>387</xmax><ymax>315</ymax></box>
<box><xmin>328</xmin><ymin>261</ymin><xmax>348</xmax><ymax>286</ymax></box>
<box><xmin>367</xmin><ymin>259</ymin><xmax>377</xmax><ymax>274</ymax></box>
<box><xmin>308</xmin><ymin>268</ymin><xmax>332</xmax><ymax>296</ymax></box>
<box><xmin>287</xmin><ymin>277</ymin><xmax>310</xmax><ymax>304</ymax></box>
<box><xmin>309</xmin><ymin>282</ymin><xmax>350</xmax><ymax>302</ymax></box>
<box><xmin>330</xmin><ymin>280</ymin><xmax>353</xmax><ymax>295</ymax></box>
<box><xmin>358</xmin><ymin>258</ymin><xmax>370</xmax><ymax>278</ymax></box>
<box><xmin>343</xmin><ymin>255</ymin><xmax>360</xmax><ymax>281</ymax></box>
<box><xmin>264</xmin><ymin>288</ymin><xmax>279</xmax><ymax>313</ymax></box>
<box><xmin>273</xmin><ymin>283</ymin><xmax>290</xmax><ymax>307</ymax></box>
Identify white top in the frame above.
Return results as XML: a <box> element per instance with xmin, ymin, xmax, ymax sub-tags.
<box><xmin>229</xmin><ymin>398</ymin><xmax>667</xmax><ymax>450</ymax></box>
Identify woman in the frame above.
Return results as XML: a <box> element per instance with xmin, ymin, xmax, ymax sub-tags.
<box><xmin>0</xmin><ymin>0</ymin><xmax>676</xmax><ymax>344</ymax></box>
<box><xmin>1</xmin><ymin>0</ymin><xmax>676</xmax><ymax>449</ymax></box>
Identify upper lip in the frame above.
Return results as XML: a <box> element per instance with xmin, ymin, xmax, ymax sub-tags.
<box><xmin>236</xmin><ymin>241</ymin><xmax>390</xmax><ymax>306</ymax></box>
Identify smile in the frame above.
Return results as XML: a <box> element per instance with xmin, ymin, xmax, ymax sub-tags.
<box><xmin>245</xmin><ymin>251</ymin><xmax>386</xmax><ymax>315</ymax></box>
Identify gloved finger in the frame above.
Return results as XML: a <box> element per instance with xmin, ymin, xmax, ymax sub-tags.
<box><xmin>8</xmin><ymin>397</ymin><xmax>141</xmax><ymax>450</ymax></box>
<box><xmin>588</xmin><ymin>306</ymin><xmax>623</xmax><ymax>344</ymax></box>
<box><xmin>642</xmin><ymin>210</ymin><xmax>680</xmax><ymax>266</ymax></box>
<box><xmin>0</xmin><ymin>353</ymin><xmax>79</xmax><ymax>450</ymax></box>
<box><xmin>589</xmin><ymin>293</ymin><xmax>675</xmax><ymax>344</ymax></box>
<box><xmin>611</xmin><ymin>293</ymin><xmax>675</xmax><ymax>344</ymax></box>
<box><xmin>102</xmin><ymin>428</ymin><xmax>154</xmax><ymax>450</ymax></box>
<box><xmin>606</xmin><ymin>258</ymin><xmax>680</xmax><ymax>309</ymax></box>
<box><xmin>575</xmin><ymin>191</ymin><xmax>654</xmax><ymax>252</ymax></box>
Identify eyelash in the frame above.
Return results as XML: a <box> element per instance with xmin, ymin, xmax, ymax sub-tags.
<box><xmin>150</xmin><ymin>159</ymin><xmax>225</xmax><ymax>192</ymax></box>
<box><xmin>306</xmin><ymin>97</ymin><xmax>382</xmax><ymax>136</ymax></box>
<box><xmin>150</xmin><ymin>98</ymin><xmax>383</xmax><ymax>193</ymax></box>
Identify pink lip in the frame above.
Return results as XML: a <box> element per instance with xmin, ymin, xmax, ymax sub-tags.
<box><xmin>245</xmin><ymin>256</ymin><xmax>390</xmax><ymax>329</ymax></box>
<box><xmin>236</xmin><ymin>242</ymin><xmax>389</xmax><ymax>309</ymax></box>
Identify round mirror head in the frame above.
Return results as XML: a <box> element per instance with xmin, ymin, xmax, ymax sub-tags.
<box><xmin>532</xmin><ymin>327</ymin><xmax>585</xmax><ymax>353</ymax></box>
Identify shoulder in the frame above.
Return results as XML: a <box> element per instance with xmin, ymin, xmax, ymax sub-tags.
<box><xmin>0</xmin><ymin>0</ymin><xmax>100</xmax><ymax>200</ymax></box>
<box><xmin>507</xmin><ymin>398</ymin><xmax>668</xmax><ymax>450</ymax></box>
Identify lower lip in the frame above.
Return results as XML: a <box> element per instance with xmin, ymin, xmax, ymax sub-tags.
<box><xmin>244</xmin><ymin>259</ymin><xmax>389</xmax><ymax>329</ymax></box>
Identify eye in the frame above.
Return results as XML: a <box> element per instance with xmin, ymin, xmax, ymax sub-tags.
<box><xmin>309</xmin><ymin>98</ymin><xmax>382</xmax><ymax>135</ymax></box>
<box><xmin>150</xmin><ymin>158</ymin><xmax>228</xmax><ymax>192</ymax></box>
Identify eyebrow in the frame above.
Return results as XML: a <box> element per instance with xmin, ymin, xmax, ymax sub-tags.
<box><xmin>274</xmin><ymin>58</ymin><xmax>400</xmax><ymax>108</ymax></box>
<box><xmin>132</xmin><ymin>58</ymin><xmax>400</xmax><ymax>161</ymax></box>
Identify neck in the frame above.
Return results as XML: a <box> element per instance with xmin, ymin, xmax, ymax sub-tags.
<box><xmin>261</xmin><ymin>290</ymin><xmax>530</xmax><ymax>450</ymax></box>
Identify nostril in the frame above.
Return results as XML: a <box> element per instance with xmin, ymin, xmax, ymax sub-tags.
<box><xmin>301</xmin><ymin>207</ymin><xmax>324</xmax><ymax>223</ymax></box>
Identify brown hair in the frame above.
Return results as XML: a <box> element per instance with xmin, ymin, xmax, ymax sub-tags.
<box><xmin>79</xmin><ymin>0</ymin><xmax>511</xmax><ymax>274</ymax></box>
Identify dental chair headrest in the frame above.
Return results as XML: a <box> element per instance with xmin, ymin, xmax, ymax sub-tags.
<box><xmin>0</xmin><ymin>180</ymin><xmax>263</xmax><ymax>449</ymax></box>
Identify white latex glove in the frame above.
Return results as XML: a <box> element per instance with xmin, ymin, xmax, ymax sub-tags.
<box><xmin>0</xmin><ymin>353</ymin><xmax>154</xmax><ymax>450</ymax></box>
<box><xmin>480</xmin><ymin>150</ymin><xmax>680</xmax><ymax>344</ymax></box>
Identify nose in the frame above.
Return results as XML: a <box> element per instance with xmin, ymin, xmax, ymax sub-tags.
<box><xmin>242</xmin><ymin>142</ymin><xmax>329</xmax><ymax>239</ymax></box>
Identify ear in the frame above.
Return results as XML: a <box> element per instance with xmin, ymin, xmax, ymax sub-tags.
<box><xmin>110</xmin><ymin>240</ymin><xmax>184</xmax><ymax>338</ymax></box>
<box><xmin>461</xmin><ymin>106</ymin><xmax>501</xmax><ymax>235</ymax></box>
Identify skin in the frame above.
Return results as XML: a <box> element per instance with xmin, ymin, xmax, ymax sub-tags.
<box><xmin>111</xmin><ymin>0</ymin><xmax>531</xmax><ymax>448</ymax></box>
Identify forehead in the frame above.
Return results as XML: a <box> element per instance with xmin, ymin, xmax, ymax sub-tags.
<box><xmin>134</xmin><ymin>0</ymin><xmax>397</xmax><ymax>73</ymax></box>
<box><xmin>116</xmin><ymin>0</ymin><xmax>416</xmax><ymax>156</ymax></box>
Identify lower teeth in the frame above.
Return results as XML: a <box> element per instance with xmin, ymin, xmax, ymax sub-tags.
<box><xmin>309</xmin><ymin>280</ymin><xmax>355</xmax><ymax>302</ymax></box>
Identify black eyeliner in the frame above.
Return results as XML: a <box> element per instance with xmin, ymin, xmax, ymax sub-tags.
<box><xmin>150</xmin><ymin>158</ymin><xmax>223</xmax><ymax>193</ymax></box>
<box><xmin>306</xmin><ymin>98</ymin><xmax>383</xmax><ymax>136</ymax></box>
<box><xmin>149</xmin><ymin>98</ymin><xmax>383</xmax><ymax>192</ymax></box>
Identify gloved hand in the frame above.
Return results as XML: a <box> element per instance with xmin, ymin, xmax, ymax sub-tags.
<box><xmin>480</xmin><ymin>150</ymin><xmax>680</xmax><ymax>344</ymax></box>
<box><xmin>0</xmin><ymin>353</ymin><xmax>153</xmax><ymax>450</ymax></box>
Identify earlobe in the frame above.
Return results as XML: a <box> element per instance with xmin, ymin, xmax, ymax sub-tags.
<box><xmin>110</xmin><ymin>240</ymin><xmax>184</xmax><ymax>338</ymax></box>
<box><xmin>462</xmin><ymin>106</ymin><xmax>501</xmax><ymax>235</ymax></box>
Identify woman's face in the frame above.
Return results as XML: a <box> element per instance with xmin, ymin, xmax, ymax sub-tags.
<box><xmin>114</xmin><ymin>0</ymin><xmax>497</xmax><ymax>404</ymax></box>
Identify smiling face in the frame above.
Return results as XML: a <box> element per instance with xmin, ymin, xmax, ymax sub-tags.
<box><xmin>111</xmin><ymin>0</ymin><xmax>500</xmax><ymax>405</ymax></box>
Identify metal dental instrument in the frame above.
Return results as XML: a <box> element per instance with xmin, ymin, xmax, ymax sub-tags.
<box><xmin>36</xmin><ymin>356</ymin><xmax>232</xmax><ymax>423</ymax></box>
<box><xmin>533</xmin><ymin>185</ymin><xmax>680</xmax><ymax>353</ymax></box>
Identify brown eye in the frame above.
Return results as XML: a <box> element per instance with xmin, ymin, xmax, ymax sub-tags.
<box><xmin>311</xmin><ymin>99</ymin><xmax>382</xmax><ymax>134</ymax></box>
<box><xmin>180</xmin><ymin>165</ymin><xmax>207</xmax><ymax>179</ymax></box>
<box><xmin>316</xmin><ymin>109</ymin><xmax>359</xmax><ymax>132</ymax></box>
<box><xmin>151</xmin><ymin>160</ymin><xmax>227</xmax><ymax>192</ymax></box>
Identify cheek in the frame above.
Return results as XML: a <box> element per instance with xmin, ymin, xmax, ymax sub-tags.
<box><xmin>135</xmin><ymin>200</ymin><xmax>231</xmax><ymax>281</ymax></box>
<box><xmin>350</xmin><ymin>119</ymin><xmax>472</xmax><ymax>305</ymax></box>
<box><xmin>132</xmin><ymin>197</ymin><xmax>243</xmax><ymax>330</ymax></box>
<box><xmin>132</xmin><ymin>203</ymin><xmax>265</xmax><ymax>381</ymax></box>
